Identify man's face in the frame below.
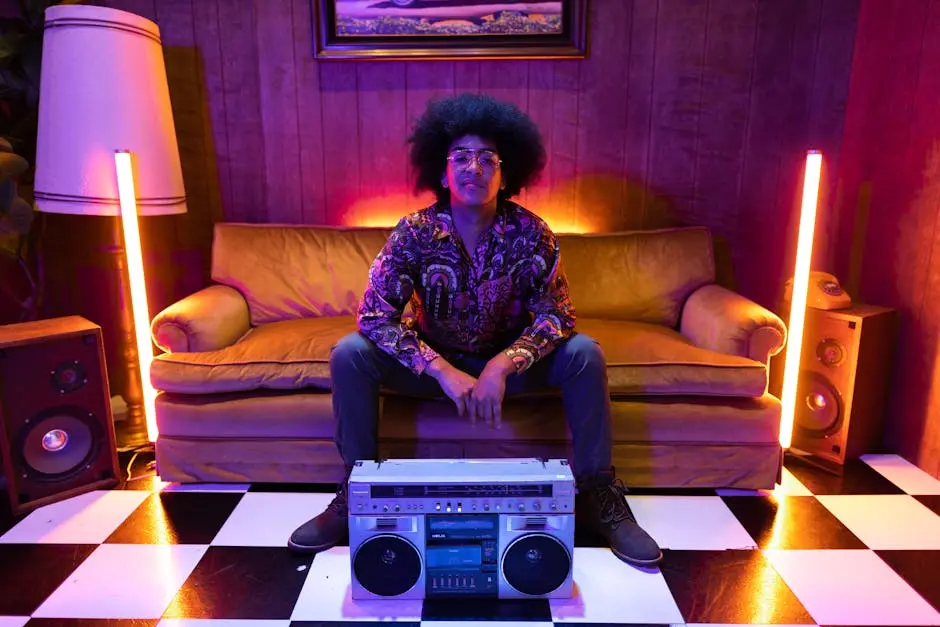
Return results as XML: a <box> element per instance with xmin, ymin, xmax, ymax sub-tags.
<box><xmin>442</xmin><ymin>135</ymin><xmax>503</xmax><ymax>208</ymax></box>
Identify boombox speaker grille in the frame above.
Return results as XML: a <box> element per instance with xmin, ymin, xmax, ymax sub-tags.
<box><xmin>502</xmin><ymin>534</ymin><xmax>571</xmax><ymax>596</ymax></box>
<box><xmin>353</xmin><ymin>534</ymin><xmax>422</xmax><ymax>597</ymax></box>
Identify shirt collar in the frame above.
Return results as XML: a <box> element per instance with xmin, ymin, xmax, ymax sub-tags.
<box><xmin>431</xmin><ymin>200</ymin><xmax>508</xmax><ymax>242</ymax></box>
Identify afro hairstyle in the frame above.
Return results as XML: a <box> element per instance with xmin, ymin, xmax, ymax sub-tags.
<box><xmin>407</xmin><ymin>92</ymin><xmax>547</xmax><ymax>202</ymax></box>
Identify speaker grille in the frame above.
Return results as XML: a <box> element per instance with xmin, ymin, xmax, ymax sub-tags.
<box><xmin>502</xmin><ymin>533</ymin><xmax>570</xmax><ymax>596</ymax></box>
<box><xmin>353</xmin><ymin>534</ymin><xmax>421</xmax><ymax>597</ymax></box>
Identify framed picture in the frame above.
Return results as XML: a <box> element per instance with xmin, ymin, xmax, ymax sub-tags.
<box><xmin>311</xmin><ymin>0</ymin><xmax>588</xmax><ymax>60</ymax></box>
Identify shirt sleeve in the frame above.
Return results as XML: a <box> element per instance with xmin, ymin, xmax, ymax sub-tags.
<box><xmin>357</xmin><ymin>217</ymin><xmax>441</xmax><ymax>375</ymax></box>
<box><xmin>503</xmin><ymin>225</ymin><xmax>576</xmax><ymax>374</ymax></box>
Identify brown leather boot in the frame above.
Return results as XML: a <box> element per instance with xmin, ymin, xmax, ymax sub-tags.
<box><xmin>576</xmin><ymin>467</ymin><xmax>663</xmax><ymax>567</ymax></box>
<box><xmin>287</xmin><ymin>467</ymin><xmax>351</xmax><ymax>554</ymax></box>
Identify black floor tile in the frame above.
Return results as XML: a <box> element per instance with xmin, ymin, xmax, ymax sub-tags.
<box><xmin>0</xmin><ymin>543</ymin><xmax>98</xmax><ymax>615</ymax></box>
<box><xmin>721</xmin><ymin>495</ymin><xmax>867</xmax><ymax>549</ymax></box>
<box><xmin>659</xmin><ymin>549</ymin><xmax>815</xmax><ymax>624</ymax></box>
<box><xmin>914</xmin><ymin>494</ymin><xmax>940</xmax><ymax>517</ymax></box>
<box><xmin>875</xmin><ymin>550</ymin><xmax>940</xmax><ymax>613</ymax></box>
<box><xmin>249</xmin><ymin>482</ymin><xmax>339</xmax><ymax>493</ymax></box>
<box><xmin>104</xmin><ymin>491</ymin><xmax>244</xmax><ymax>544</ymax></box>
<box><xmin>162</xmin><ymin>545</ymin><xmax>314</xmax><ymax>619</ymax></box>
<box><xmin>26</xmin><ymin>620</ymin><xmax>158</xmax><ymax>627</ymax></box>
<box><xmin>784</xmin><ymin>457</ymin><xmax>905</xmax><ymax>495</ymax></box>
<box><xmin>421</xmin><ymin>598</ymin><xmax>553</xmax><ymax>622</ymax></box>
<box><xmin>0</xmin><ymin>511</ymin><xmax>20</xmax><ymax>536</ymax></box>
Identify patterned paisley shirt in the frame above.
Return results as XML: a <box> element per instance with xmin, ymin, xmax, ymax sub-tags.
<box><xmin>358</xmin><ymin>200</ymin><xmax>576</xmax><ymax>376</ymax></box>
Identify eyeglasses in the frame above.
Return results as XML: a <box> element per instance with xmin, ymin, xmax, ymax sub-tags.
<box><xmin>446</xmin><ymin>149</ymin><xmax>502</xmax><ymax>171</ymax></box>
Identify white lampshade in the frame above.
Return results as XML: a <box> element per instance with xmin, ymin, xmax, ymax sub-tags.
<box><xmin>33</xmin><ymin>4</ymin><xmax>186</xmax><ymax>216</ymax></box>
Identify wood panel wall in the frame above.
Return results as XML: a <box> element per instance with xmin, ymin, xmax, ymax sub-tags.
<box><xmin>834</xmin><ymin>0</ymin><xmax>940</xmax><ymax>478</ymax></box>
<box><xmin>38</xmin><ymin>0</ymin><xmax>862</xmax><ymax>417</ymax></box>
<box><xmin>79</xmin><ymin>0</ymin><xmax>858</xmax><ymax>308</ymax></box>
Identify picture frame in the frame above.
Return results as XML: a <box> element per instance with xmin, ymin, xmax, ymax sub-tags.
<box><xmin>311</xmin><ymin>0</ymin><xmax>588</xmax><ymax>61</ymax></box>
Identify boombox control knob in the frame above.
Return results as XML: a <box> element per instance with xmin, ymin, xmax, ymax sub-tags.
<box><xmin>518</xmin><ymin>503</ymin><xmax>525</xmax><ymax>511</ymax></box>
<box><xmin>533</xmin><ymin>501</ymin><xmax>541</xmax><ymax>510</ymax></box>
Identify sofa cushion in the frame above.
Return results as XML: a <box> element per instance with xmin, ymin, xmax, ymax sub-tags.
<box><xmin>151</xmin><ymin>316</ymin><xmax>354</xmax><ymax>394</ymax></box>
<box><xmin>211</xmin><ymin>223</ymin><xmax>392</xmax><ymax>325</ymax></box>
<box><xmin>539</xmin><ymin>227</ymin><xmax>716</xmax><ymax>327</ymax></box>
<box><xmin>209</xmin><ymin>222</ymin><xmax>715</xmax><ymax>328</ymax></box>
<box><xmin>151</xmin><ymin>316</ymin><xmax>766</xmax><ymax>398</ymax></box>
<box><xmin>575</xmin><ymin>318</ymin><xmax>767</xmax><ymax>397</ymax></box>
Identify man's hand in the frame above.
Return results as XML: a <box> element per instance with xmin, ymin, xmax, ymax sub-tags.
<box><xmin>426</xmin><ymin>358</ymin><xmax>477</xmax><ymax>418</ymax></box>
<box><xmin>471</xmin><ymin>352</ymin><xmax>516</xmax><ymax>428</ymax></box>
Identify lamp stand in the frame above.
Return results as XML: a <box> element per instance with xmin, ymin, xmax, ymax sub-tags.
<box><xmin>107</xmin><ymin>215</ymin><xmax>150</xmax><ymax>451</ymax></box>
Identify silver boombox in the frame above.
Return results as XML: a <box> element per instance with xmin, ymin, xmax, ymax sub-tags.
<box><xmin>347</xmin><ymin>458</ymin><xmax>576</xmax><ymax>600</ymax></box>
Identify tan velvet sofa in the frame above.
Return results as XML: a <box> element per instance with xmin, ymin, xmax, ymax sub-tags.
<box><xmin>149</xmin><ymin>222</ymin><xmax>788</xmax><ymax>489</ymax></box>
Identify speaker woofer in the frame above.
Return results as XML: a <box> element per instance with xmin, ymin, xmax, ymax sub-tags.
<box><xmin>18</xmin><ymin>407</ymin><xmax>99</xmax><ymax>480</ymax></box>
<box><xmin>353</xmin><ymin>534</ymin><xmax>422</xmax><ymax>597</ymax></box>
<box><xmin>795</xmin><ymin>370</ymin><xmax>843</xmax><ymax>436</ymax></box>
<box><xmin>501</xmin><ymin>533</ymin><xmax>571</xmax><ymax>596</ymax></box>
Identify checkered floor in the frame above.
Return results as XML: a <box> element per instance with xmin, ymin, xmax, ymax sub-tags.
<box><xmin>1</xmin><ymin>453</ymin><xmax>939</xmax><ymax>627</ymax></box>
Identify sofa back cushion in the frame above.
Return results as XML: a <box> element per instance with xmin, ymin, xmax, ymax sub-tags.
<box><xmin>212</xmin><ymin>223</ymin><xmax>392</xmax><ymax>325</ymax></box>
<box><xmin>211</xmin><ymin>222</ymin><xmax>716</xmax><ymax>328</ymax></box>
<box><xmin>558</xmin><ymin>227</ymin><xmax>715</xmax><ymax>327</ymax></box>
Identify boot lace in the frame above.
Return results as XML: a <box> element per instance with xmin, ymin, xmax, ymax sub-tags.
<box><xmin>594</xmin><ymin>477</ymin><xmax>635</xmax><ymax>525</ymax></box>
<box><xmin>326</xmin><ymin>481</ymin><xmax>348</xmax><ymax>514</ymax></box>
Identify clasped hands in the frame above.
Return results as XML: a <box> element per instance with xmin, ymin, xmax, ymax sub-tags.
<box><xmin>426</xmin><ymin>353</ymin><xmax>516</xmax><ymax>428</ymax></box>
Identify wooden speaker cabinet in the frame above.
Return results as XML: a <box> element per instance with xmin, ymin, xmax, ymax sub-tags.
<box><xmin>0</xmin><ymin>316</ymin><xmax>120</xmax><ymax>515</ymax></box>
<box><xmin>770</xmin><ymin>304</ymin><xmax>897</xmax><ymax>467</ymax></box>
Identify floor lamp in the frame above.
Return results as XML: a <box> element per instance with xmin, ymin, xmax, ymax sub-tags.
<box><xmin>32</xmin><ymin>5</ymin><xmax>187</xmax><ymax>448</ymax></box>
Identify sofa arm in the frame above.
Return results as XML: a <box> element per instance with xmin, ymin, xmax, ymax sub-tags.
<box><xmin>151</xmin><ymin>284</ymin><xmax>251</xmax><ymax>353</ymax></box>
<box><xmin>679</xmin><ymin>284</ymin><xmax>787</xmax><ymax>364</ymax></box>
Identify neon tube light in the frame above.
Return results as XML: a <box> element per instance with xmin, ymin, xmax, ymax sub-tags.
<box><xmin>779</xmin><ymin>150</ymin><xmax>822</xmax><ymax>448</ymax></box>
<box><xmin>115</xmin><ymin>150</ymin><xmax>158</xmax><ymax>442</ymax></box>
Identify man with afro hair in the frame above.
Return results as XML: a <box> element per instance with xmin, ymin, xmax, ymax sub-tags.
<box><xmin>288</xmin><ymin>93</ymin><xmax>662</xmax><ymax>567</ymax></box>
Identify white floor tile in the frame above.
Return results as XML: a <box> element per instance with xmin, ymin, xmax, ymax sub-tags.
<box><xmin>861</xmin><ymin>453</ymin><xmax>940</xmax><ymax>494</ymax></box>
<box><xmin>32</xmin><ymin>543</ymin><xmax>208</xmax><ymax>619</ymax></box>
<box><xmin>0</xmin><ymin>490</ymin><xmax>150</xmax><ymax>544</ymax></box>
<box><xmin>816</xmin><ymin>494</ymin><xmax>940</xmax><ymax>549</ymax></box>
<box><xmin>423</xmin><ymin>623</ymin><xmax>553</xmax><ymax>627</ymax></box>
<box><xmin>211</xmin><ymin>492</ymin><xmax>335</xmax><ymax>546</ymax></box>
<box><xmin>550</xmin><ymin>547</ymin><xmax>683</xmax><ymax>624</ymax></box>
<box><xmin>0</xmin><ymin>617</ymin><xmax>29</xmax><ymax>627</ymax></box>
<box><xmin>626</xmin><ymin>495</ymin><xmax>757</xmax><ymax>550</ymax></box>
<box><xmin>763</xmin><ymin>549</ymin><xmax>940</xmax><ymax>625</ymax></box>
<box><xmin>716</xmin><ymin>468</ymin><xmax>813</xmax><ymax>497</ymax></box>
<box><xmin>290</xmin><ymin>546</ymin><xmax>423</xmax><ymax>622</ymax></box>
<box><xmin>159</xmin><ymin>621</ymin><xmax>289</xmax><ymax>626</ymax></box>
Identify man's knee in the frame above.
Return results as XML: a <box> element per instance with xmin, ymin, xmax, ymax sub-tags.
<box><xmin>563</xmin><ymin>333</ymin><xmax>606</xmax><ymax>371</ymax></box>
<box><xmin>330</xmin><ymin>332</ymin><xmax>378</xmax><ymax>373</ymax></box>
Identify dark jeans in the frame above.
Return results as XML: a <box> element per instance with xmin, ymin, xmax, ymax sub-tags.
<box><xmin>330</xmin><ymin>331</ymin><xmax>613</xmax><ymax>480</ymax></box>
